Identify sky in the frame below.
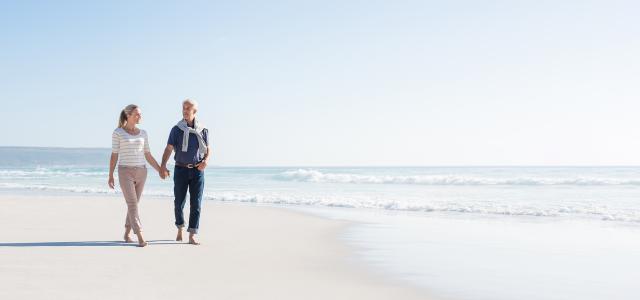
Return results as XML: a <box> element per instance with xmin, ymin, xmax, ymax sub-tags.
<box><xmin>1</xmin><ymin>0</ymin><xmax>639</xmax><ymax>166</ymax></box>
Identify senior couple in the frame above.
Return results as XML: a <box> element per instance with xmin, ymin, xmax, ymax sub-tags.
<box><xmin>108</xmin><ymin>99</ymin><xmax>210</xmax><ymax>247</ymax></box>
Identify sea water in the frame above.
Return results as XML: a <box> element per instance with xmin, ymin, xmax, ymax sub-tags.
<box><xmin>1</xmin><ymin>147</ymin><xmax>639</xmax><ymax>300</ymax></box>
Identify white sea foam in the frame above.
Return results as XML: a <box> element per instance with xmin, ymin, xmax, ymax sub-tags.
<box><xmin>0</xmin><ymin>182</ymin><xmax>117</xmax><ymax>194</ymax></box>
<box><xmin>210</xmin><ymin>192</ymin><xmax>640</xmax><ymax>223</ymax></box>
<box><xmin>0</xmin><ymin>169</ymin><xmax>108</xmax><ymax>178</ymax></box>
<box><xmin>1</xmin><ymin>182</ymin><xmax>638</xmax><ymax>223</ymax></box>
<box><xmin>275</xmin><ymin>169</ymin><xmax>640</xmax><ymax>186</ymax></box>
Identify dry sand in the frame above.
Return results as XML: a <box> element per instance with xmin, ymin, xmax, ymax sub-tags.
<box><xmin>0</xmin><ymin>194</ymin><xmax>433</xmax><ymax>300</ymax></box>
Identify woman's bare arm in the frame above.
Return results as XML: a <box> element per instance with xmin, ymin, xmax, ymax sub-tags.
<box><xmin>108</xmin><ymin>153</ymin><xmax>118</xmax><ymax>189</ymax></box>
<box><xmin>145</xmin><ymin>152</ymin><xmax>162</xmax><ymax>173</ymax></box>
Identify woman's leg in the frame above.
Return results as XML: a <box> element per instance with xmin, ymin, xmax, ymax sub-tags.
<box><xmin>119</xmin><ymin>167</ymin><xmax>146</xmax><ymax>247</ymax></box>
<box><xmin>132</xmin><ymin>167</ymin><xmax>148</xmax><ymax>247</ymax></box>
<box><xmin>124</xmin><ymin>197</ymin><xmax>133</xmax><ymax>242</ymax></box>
<box><xmin>124</xmin><ymin>226</ymin><xmax>133</xmax><ymax>243</ymax></box>
<box><xmin>134</xmin><ymin>167</ymin><xmax>147</xmax><ymax>202</ymax></box>
<box><xmin>118</xmin><ymin>167</ymin><xmax>135</xmax><ymax>243</ymax></box>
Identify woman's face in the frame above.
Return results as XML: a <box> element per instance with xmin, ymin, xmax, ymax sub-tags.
<box><xmin>128</xmin><ymin>108</ymin><xmax>142</xmax><ymax>125</ymax></box>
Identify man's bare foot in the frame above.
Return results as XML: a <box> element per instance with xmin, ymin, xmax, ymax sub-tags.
<box><xmin>176</xmin><ymin>229</ymin><xmax>183</xmax><ymax>242</ymax></box>
<box><xmin>137</xmin><ymin>241</ymin><xmax>148</xmax><ymax>247</ymax></box>
<box><xmin>189</xmin><ymin>233</ymin><xmax>200</xmax><ymax>245</ymax></box>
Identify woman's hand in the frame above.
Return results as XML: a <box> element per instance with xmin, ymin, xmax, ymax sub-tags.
<box><xmin>159</xmin><ymin>168</ymin><xmax>170</xmax><ymax>180</ymax></box>
<box><xmin>108</xmin><ymin>153</ymin><xmax>118</xmax><ymax>189</ymax></box>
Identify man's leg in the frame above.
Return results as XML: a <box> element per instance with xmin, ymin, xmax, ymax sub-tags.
<box><xmin>187</xmin><ymin>168</ymin><xmax>205</xmax><ymax>245</ymax></box>
<box><xmin>173</xmin><ymin>167</ymin><xmax>188</xmax><ymax>241</ymax></box>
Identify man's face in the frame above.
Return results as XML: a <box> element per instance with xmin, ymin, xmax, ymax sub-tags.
<box><xmin>182</xmin><ymin>103</ymin><xmax>196</xmax><ymax>121</ymax></box>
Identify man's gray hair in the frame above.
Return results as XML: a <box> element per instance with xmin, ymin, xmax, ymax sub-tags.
<box><xmin>183</xmin><ymin>98</ymin><xmax>199</xmax><ymax>111</ymax></box>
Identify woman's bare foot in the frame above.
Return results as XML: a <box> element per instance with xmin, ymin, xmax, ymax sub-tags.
<box><xmin>189</xmin><ymin>233</ymin><xmax>200</xmax><ymax>245</ymax></box>
<box><xmin>176</xmin><ymin>229</ymin><xmax>183</xmax><ymax>242</ymax></box>
<box><xmin>136</xmin><ymin>232</ymin><xmax>148</xmax><ymax>247</ymax></box>
<box><xmin>124</xmin><ymin>227</ymin><xmax>133</xmax><ymax>243</ymax></box>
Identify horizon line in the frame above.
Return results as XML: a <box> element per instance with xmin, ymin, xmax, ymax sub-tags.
<box><xmin>1</xmin><ymin>146</ymin><xmax>639</xmax><ymax>168</ymax></box>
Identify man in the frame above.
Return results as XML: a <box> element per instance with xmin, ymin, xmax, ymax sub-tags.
<box><xmin>161</xmin><ymin>99</ymin><xmax>211</xmax><ymax>245</ymax></box>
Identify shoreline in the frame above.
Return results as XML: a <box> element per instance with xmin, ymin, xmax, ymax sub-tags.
<box><xmin>0</xmin><ymin>193</ymin><xmax>433</xmax><ymax>300</ymax></box>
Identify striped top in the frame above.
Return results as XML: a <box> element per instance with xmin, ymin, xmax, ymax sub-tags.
<box><xmin>111</xmin><ymin>128</ymin><xmax>150</xmax><ymax>166</ymax></box>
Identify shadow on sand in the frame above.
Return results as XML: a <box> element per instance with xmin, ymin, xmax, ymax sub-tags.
<box><xmin>0</xmin><ymin>240</ymin><xmax>182</xmax><ymax>247</ymax></box>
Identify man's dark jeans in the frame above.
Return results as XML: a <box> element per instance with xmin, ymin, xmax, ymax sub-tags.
<box><xmin>173</xmin><ymin>166</ymin><xmax>205</xmax><ymax>234</ymax></box>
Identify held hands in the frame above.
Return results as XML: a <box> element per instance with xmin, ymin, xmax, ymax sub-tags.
<box><xmin>155</xmin><ymin>162</ymin><xmax>205</xmax><ymax>180</ymax></box>
<box><xmin>159</xmin><ymin>166</ymin><xmax>170</xmax><ymax>179</ymax></box>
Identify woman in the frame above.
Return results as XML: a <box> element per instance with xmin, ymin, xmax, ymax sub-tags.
<box><xmin>108</xmin><ymin>104</ymin><xmax>165</xmax><ymax>247</ymax></box>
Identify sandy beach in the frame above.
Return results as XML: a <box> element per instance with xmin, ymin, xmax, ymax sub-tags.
<box><xmin>0</xmin><ymin>193</ymin><xmax>432</xmax><ymax>300</ymax></box>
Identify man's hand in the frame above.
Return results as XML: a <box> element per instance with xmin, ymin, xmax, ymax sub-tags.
<box><xmin>197</xmin><ymin>160</ymin><xmax>208</xmax><ymax>171</ymax></box>
<box><xmin>160</xmin><ymin>166</ymin><xmax>170</xmax><ymax>179</ymax></box>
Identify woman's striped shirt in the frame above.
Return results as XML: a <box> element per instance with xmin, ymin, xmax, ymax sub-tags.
<box><xmin>111</xmin><ymin>128</ymin><xmax>150</xmax><ymax>166</ymax></box>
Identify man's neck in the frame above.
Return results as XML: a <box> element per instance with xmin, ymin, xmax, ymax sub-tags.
<box><xmin>185</xmin><ymin>118</ymin><xmax>195</xmax><ymax>127</ymax></box>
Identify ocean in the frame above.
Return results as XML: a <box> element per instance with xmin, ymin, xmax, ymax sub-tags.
<box><xmin>1</xmin><ymin>147</ymin><xmax>639</xmax><ymax>300</ymax></box>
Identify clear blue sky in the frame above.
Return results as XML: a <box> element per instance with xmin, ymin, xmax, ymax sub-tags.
<box><xmin>1</xmin><ymin>0</ymin><xmax>639</xmax><ymax>166</ymax></box>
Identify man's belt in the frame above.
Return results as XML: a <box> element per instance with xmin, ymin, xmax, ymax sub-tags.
<box><xmin>175</xmin><ymin>162</ymin><xmax>202</xmax><ymax>169</ymax></box>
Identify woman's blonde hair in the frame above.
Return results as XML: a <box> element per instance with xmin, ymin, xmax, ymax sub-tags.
<box><xmin>118</xmin><ymin>104</ymin><xmax>139</xmax><ymax>128</ymax></box>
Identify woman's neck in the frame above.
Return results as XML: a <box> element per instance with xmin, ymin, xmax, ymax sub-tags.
<box><xmin>123</xmin><ymin>124</ymin><xmax>136</xmax><ymax>132</ymax></box>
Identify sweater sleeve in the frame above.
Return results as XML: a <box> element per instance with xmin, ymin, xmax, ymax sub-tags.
<box><xmin>111</xmin><ymin>130</ymin><xmax>120</xmax><ymax>154</ymax></box>
<box><xmin>143</xmin><ymin>131</ymin><xmax>151</xmax><ymax>153</ymax></box>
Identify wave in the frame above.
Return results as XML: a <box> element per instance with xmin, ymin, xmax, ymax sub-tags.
<box><xmin>0</xmin><ymin>182</ymin><xmax>117</xmax><ymax>194</ymax></box>
<box><xmin>275</xmin><ymin>169</ymin><xmax>640</xmax><ymax>186</ymax></box>
<box><xmin>6</xmin><ymin>167</ymin><xmax>640</xmax><ymax>186</ymax></box>
<box><xmin>2</xmin><ymin>182</ymin><xmax>637</xmax><ymax>224</ymax></box>
<box><xmin>0</xmin><ymin>168</ymin><xmax>108</xmax><ymax>178</ymax></box>
<box><xmin>208</xmin><ymin>192</ymin><xmax>640</xmax><ymax>223</ymax></box>
<box><xmin>209</xmin><ymin>193</ymin><xmax>640</xmax><ymax>224</ymax></box>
